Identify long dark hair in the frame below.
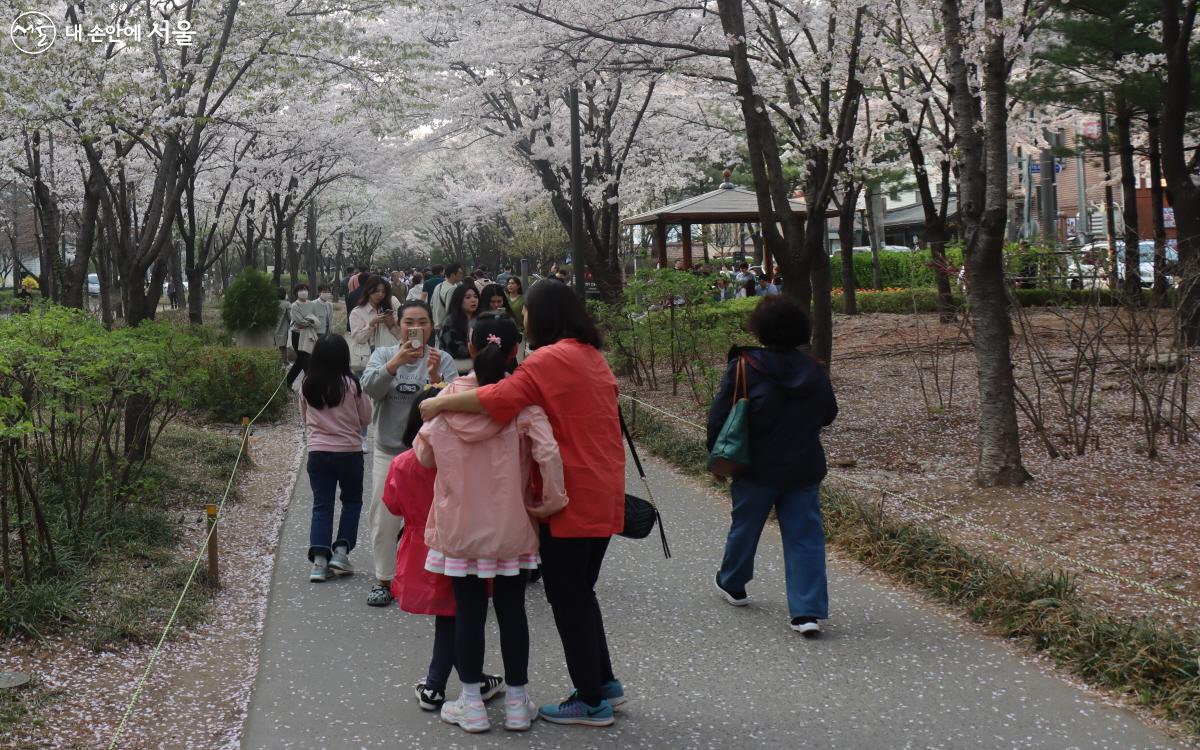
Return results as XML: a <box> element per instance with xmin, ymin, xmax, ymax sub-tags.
<box><xmin>301</xmin><ymin>335</ymin><xmax>361</xmax><ymax>409</ymax></box>
<box><xmin>742</xmin><ymin>277</ymin><xmax>757</xmax><ymax>297</ymax></box>
<box><xmin>477</xmin><ymin>283</ymin><xmax>514</xmax><ymax>319</ymax></box>
<box><xmin>523</xmin><ymin>279</ymin><xmax>602</xmax><ymax>350</ymax></box>
<box><xmin>471</xmin><ymin>313</ymin><xmax>521</xmax><ymax>385</ymax></box>
<box><xmin>357</xmin><ymin>275</ymin><xmax>392</xmax><ymax>309</ymax></box>
<box><xmin>444</xmin><ymin>283</ymin><xmax>478</xmax><ymax>338</ymax></box>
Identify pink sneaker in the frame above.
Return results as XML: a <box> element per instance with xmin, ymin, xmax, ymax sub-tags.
<box><xmin>440</xmin><ymin>695</ymin><xmax>489</xmax><ymax>733</ymax></box>
<box><xmin>504</xmin><ymin>693</ymin><xmax>539</xmax><ymax>731</ymax></box>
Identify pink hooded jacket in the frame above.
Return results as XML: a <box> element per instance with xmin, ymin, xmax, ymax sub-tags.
<box><xmin>415</xmin><ymin>374</ymin><xmax>568</xmax><ymax>560</ymax></box>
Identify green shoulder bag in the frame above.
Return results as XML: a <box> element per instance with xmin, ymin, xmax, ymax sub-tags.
<box><xmin>707</xmin><ymin>355</ymin><xmax>750</xmax><ymax>478</ymax></box>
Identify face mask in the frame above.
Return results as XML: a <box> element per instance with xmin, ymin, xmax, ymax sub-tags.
<box><xmin>297</xmin><ymin>290</ymin><xmax>309</xmax><ymax>300</ymax></box>
<box><xmin>320</xmin><ymin>292</ymin><xmax>332</xmax><ymax>302</ymax></box>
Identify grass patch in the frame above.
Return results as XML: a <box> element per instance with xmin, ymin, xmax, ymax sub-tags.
<box><xmin>624</xmin><ymin>404</ymin><xmax>1200</xmax><ymax>737</ymax></box>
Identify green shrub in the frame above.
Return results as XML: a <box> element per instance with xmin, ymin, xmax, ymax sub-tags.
<box><xmin>0</xmin><ymin>307</ymin><xmax>207</xmax><ymax>636</ymax></box>
<box><xmin>830</xmin><ymin>248</ymin><xmax>964</xmax><ymax>290</ymax></box>
<box><xmin>193</xmin><ymin>346</ymin><xmax>286</xmax><ymax>423</ymax></box>
<box><xmin>221</xmin><ymin>268</ymin><xmax>281</xmax><ymax>332</ymax></box>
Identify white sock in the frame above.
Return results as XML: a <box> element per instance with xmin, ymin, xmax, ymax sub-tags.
<box><xmin>507</xmin><ymin>685</ymin><xmax>527</xmax><ymax>702</ymax></box>
<box><xmin>462</xmin><ymin>682</ymin><xmax>482</xmax><ymax>702</ymax></box>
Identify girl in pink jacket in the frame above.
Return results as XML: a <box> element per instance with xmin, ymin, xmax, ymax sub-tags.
<box><xmin>381</xmin><ymin>389</ymin><xmax>503</xmax><ymax>713</ymax></box>
<box><xmin>415</xmin><ymin>313</ymin><xmax>568</xmax><ymax>733</ymax></box>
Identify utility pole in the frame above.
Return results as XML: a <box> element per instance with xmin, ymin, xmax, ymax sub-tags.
<box><xmin>1040</xmin><ymin>128</ymin><xmax>1062</xmax><ymax>246</ymax></box>
<box><xmin>569</xmin><ymin>86</ymin><xmax>585</xmax><ymax>298</ymax></box>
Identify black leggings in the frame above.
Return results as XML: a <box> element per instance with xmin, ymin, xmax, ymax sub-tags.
<box><xmin>286</xmin><ymin>331</ymin><xmax>310</xmax><ymax>387</ymax></box>
<box><xmin>426</xmin><ymin>615</ymin><xmax>457</xmax><ymax>692</ymax></box>
<box><xmin>539</xmin><ymin>528</ymin><xmax>616</xmax><ymax>705</ymax></box>
<box><xmin>452</xmin><ymin>573</ymin><xmax>529</xmax><ymax>687</ymax></box>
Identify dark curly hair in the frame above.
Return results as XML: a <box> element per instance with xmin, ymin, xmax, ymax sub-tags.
<box><xmin>746</xmin><ymin>295</ymin><xmax>811</xmax><ymax>348</ymax></box>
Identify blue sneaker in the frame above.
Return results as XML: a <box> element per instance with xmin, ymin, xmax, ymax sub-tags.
<box><xmin>568</xmin><ymin>680</ymin><xmax>626</xmax><ymax>710</ymax></box>
<box><xmin>538</xmin><ymin>696</ymin><xmax>614</xmax><ymax>726</ymax></box>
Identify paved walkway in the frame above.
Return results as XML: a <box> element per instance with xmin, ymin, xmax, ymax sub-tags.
<box><xmin>242</xmin><ymin>445</ymin><xmax>1182</xmax><ymax>749</ymax></box>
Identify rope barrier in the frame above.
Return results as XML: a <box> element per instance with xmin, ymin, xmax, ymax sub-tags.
<box><xmin>107</xmin><ymin>374</ymin><xmax>289</xmax><ymax>750</ymax></box>
<box><xmin>617</xmin><ymin>392</ymin><xmax>1200</xmax><ymax>611</ymax></box>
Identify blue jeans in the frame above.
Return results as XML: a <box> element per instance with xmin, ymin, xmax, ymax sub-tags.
<box><xmin>717</xmin><ymin>479</ymin><xmax>828</xmax><ymax>619</ymax></box>
<box><xmin>307</xmin><ymin>450</ymin><xmax>364</xmax><ymax>561</ymax></box>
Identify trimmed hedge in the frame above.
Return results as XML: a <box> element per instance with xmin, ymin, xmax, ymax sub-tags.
<box><xmin>221</xmin><ymin>268</ymin><xmax>282</xmax><ymax>332</ymax></box>
<box><xmin>830</xmin><ymin>249</ymin><xmax>964</xmax><ymax>290</ymax></box>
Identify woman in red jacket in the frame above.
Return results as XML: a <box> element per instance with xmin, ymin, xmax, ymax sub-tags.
<box><xmin>420</xmin><ymin>280</ymin><xmax>626</xmax><ymax>727</ymax></box>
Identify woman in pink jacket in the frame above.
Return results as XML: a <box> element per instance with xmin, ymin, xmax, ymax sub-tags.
<box><xmin>415</xmin><ymin>314</ymin><xmax>568</xmax><ymax>734</ymax></box>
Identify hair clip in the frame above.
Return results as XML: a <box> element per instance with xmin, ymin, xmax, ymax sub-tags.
<box><xmin>486</xmin><ymin>333</ymin><xmax>502</xmax><ymax>346</ymax></box>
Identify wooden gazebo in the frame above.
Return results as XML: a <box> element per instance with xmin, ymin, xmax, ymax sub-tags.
<box><xmin>621</xmin><ymin>179</ymin><xmax>812</xmax><ymax>277</ymax></box>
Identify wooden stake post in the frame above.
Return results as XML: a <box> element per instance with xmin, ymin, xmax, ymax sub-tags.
<box><xmin>206</xmin><ymin>504</ymin><xmax>219</xmax><ymax>587</ymax></box>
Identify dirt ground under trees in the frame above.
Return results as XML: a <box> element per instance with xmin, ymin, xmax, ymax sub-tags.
<box><xmin>620</xmin><ymin>308</ymin><xmax>1200</xmax><ymax>631</ymax></box>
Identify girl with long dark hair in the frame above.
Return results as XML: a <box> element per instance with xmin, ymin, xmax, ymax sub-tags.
<box><xmin>438</xmin><ymin>283</ymin><xmax>479</xmax><ymax>369</ymax></box>
<box><xmin>300</xmin><ymin>335</ymin><xmax>373</xmax><ymax>582</ymax></box>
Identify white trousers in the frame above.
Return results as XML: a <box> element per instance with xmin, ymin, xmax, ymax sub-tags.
<box><xmin>368</xmin><ymin>444</ymin><xmax>404</xmax><ymax>581</ymax></box>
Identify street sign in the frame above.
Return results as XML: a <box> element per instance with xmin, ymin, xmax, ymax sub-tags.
<box><xmin>1029</xmin><ymin>162</ymin><xmax>1062</xmax><ymax>174</ymax></box>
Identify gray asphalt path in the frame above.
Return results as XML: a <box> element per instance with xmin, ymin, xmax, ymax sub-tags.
<box><xmin>242</xmin><ymin>446</ymin><xmax>1182</xmax><ymax>749</ymax></box>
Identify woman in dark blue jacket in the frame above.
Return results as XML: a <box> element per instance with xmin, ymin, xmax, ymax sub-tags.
<box><xmin>706</xmin><ymin>295</ymin><xmax>838</xmax><ymax>636</ymax></box>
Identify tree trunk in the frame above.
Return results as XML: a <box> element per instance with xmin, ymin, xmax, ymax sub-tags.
<box><xmin>1115</xmin><ymin>102</ymin><xmax>1142</xmax><ymax>301</ymax></box>
<box><xmin>306</xmin><ymin>201</ymin><xmax>320</xmax><ymax>295</ymax></box>
<box><xmin>1158</xmin><ymin>0</ymin><xmax>1200</xmax><ymax>344</ymax></box>
<box><xmin>865</xmin><ymin>184</ymin><xmax>883</xmax><ymax>290</ymax></box>
<box><xmin>838</xmin><ymin>187</ymin><xmax>859</xmax><ymax>315</ymax></box>
<box><xmin>941</xmin><ymin>0</ymin><xmax>1030</xmax><ymax>487</ymax></box>
<box><xmin>1099</xmin><ymin>99</ymin><xmax>1120</xmax><ymax>290</ymax></box>
<box><xmin>1147</xmin><ymin>113</ymin><xmax>1169</xmax><ymax>308</ymax></box>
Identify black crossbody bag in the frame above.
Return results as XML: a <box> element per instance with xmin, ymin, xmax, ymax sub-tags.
<box><xmin>617</xmin><ymin>407</ymin><xmax>671</xmax><ymax>559</ymax></box>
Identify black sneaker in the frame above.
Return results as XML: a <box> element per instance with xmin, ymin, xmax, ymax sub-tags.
<box><xmin>415</xmin><ymin>681</ymin><xmax>445</xmax><ymax>711</ymax></box>
<box><xmin>714</xmin><ymin>573</ymin><xmax>748</xmax><ymax>606</ymax></box>
<box><xmin>481</xmin><ymin>673</ymin><xmax>506</xmax><ymax>701</ymax></box>
<box><xmin>790</xmin><ymin>616</ymin><xmax>821</xmax><ymax>637</ymax></box>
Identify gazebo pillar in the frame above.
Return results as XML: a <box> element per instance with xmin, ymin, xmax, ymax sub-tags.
<box><xmin>655</xmin><ymin>221</ymin><xmax>668</xmax><ymax>269</ymax></box>
<box><xmin>681</xmin><ymin>223</ymin><xmax>693</xmax><ymax>269</ymax></box>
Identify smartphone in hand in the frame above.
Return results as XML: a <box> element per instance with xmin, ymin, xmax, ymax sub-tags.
<box><xmin>407</xmin><ymin>328</ymin><xmax>423</xmax><ymax>350</ymax></box>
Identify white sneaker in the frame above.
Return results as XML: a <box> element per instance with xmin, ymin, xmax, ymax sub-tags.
<box><xmin>309</xmin><ymin>557</ymin><xmax>329</xmax><ymax>583</ymax></box>
<box><xmin>504</xmin><ymin>693</ymin><xmax>538</xmax><ymax>731</ymax></box>
<box><xmin>790</xmin><ymin>617</ymin><xmax>821</xmax><ymax>637</ymax></box>
<box><xmin>441</xmin><ymin>695</ymin><xmax>490</xmax><ymax>733</ymax></box>
<box><xmin>329</xmin><ymin>546</ymin><xmax>354</xmax><ymax>575</ymax></box>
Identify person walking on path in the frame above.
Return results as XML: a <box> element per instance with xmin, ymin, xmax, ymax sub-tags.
<box><xmin>416</xmin><ymin>315</ymin><xmax>568</xmax><ymax>733</ymax></box>
<box><xmin>348</xmin><ymin>276</ymin><xmax>401</xmax><ymax>376</ymax></box>
<box><xmin>504</xmin><ymin>277</ymin><xmax>524</xmax><ymax>328</ymax></box>
<box><xmin>421</xmin><ymin>265</ymin><xmax>445</xmax><ymax>303</ymax></box>
<box><xmin>314</xmin><ymin>284</ymin><xmax>334</xmax><ymax>336</ymax></box>
<box><xmin>361</xmin><ymin>301</ymin><xmax>459</xmax><ymax>607</ymax></box>
<box><xmin>707</xmin><ymin>296</ymin><xmax>838</xmax><ymax>636</ymax></box>
<box><xmin>430</xmin><ymin>263</ymin><xmax>464</xmax><ymax>331</ymax></box>
<box><xmin>420</xmin><ymin>280</ymin><xmax>626</xmax><ymax>728</ymax></box>
<box><xmin>300</xmin><ymin>335</ymin><xmax>373</xmax><ymax>583</ymax></box>
<box><xmin>437</xmin><ymin>283</ymin><xmax>479</xmax><ymax>373</ymax></box>
<box><xmin>286</xmin><ymin>283</ymin><xmax>321</xmax><ymax>389</ymax></box>
<box><xmin>380</xmin><ymin>389</ymin><xmax>505</xmax><ymax>716</ymax></box>
<box><xmin>273</xmin><ymin>287</ymin><xmax>292</xmax><ymax>369</ymax></box>
<box><xmin>477</xmin><ymin>282</ymin><xmax>515</xmax><ymax>320</ymax></box>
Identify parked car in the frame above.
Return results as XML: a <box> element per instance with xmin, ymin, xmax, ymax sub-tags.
<box><xmin>1068</xmin><ymin>241</ymin><xmax>1178</xmax><ymax>289</ymax></box>
<box><xmin>845</xmin><ymin>244</ymin><xmax>915</xmax><ymax>254</ymax></box>
<box><xmin>87</xmin><ymin>273</ymin><xmax>100</xmax><ymax>295</ymax></box>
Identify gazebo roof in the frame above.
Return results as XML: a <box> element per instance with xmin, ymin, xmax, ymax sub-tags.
<box><xmin>621</xmin><ymin>185</ymin><xmax>813</xmax><ymax>226</ymax></box>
